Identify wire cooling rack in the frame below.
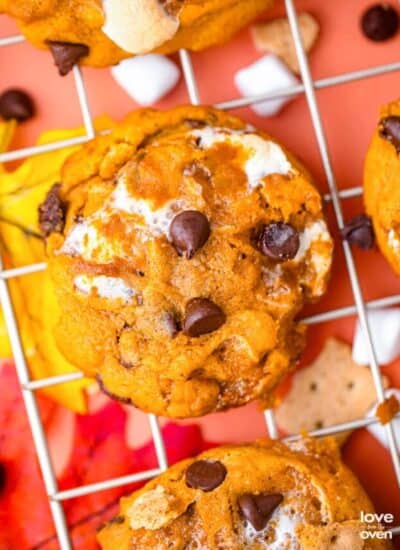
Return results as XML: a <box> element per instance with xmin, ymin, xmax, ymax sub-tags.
<box><xmin>0</xmin><ymin>1</ymin><xmax>400</xmax><ymax>547</ymax></box>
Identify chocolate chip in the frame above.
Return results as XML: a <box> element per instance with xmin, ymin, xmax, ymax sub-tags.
<box><xmin>0</xmin><ymin>463</ymin><xmax>6</xmax><ymax>492</ymax></box>
<box><xmin>238</xmin><ymin>493</ymin><xmax>283</xmax><ymax>531</ymax></box>
<box><xmin>170</xmin><ymin>210</ymin><xmax>211</xmax><ymax>259</ymax></box>
<box><xmin>48</xmin><ymin>41</ymin><xmax>89</xmax><ymax>76</ymax></box>
<box><xmin>183</xmin><ymin>298</ymin><xmax>226</xmax><ymax>337</ymax></box>
<box><xmin>96</xmin><ymin>375</ymin><xmax>133</xmax><ymax>405</ymax></box>
<box><xmin>256</xmin><ymin>222</ymin><xmax>300</xmax><ymax>261</ymax></box>
<box><xmin>361</xmin><ymin>4</ymin><xmax>399</xmax><ymax>41</ymax></box>
<box><xmin>185</xmin><ymin>459</ymin><xmax>227</xmax><ymax>492</ymax></box>
<box><xmin>340</xmin><ymin>214</ymin><xmax>375</xmax><ymax>250</ymax></box>
<box><xmin>164</xmin><ymin>312</ymin><xmax>181</xmax><ymax>337</ymax></box>
<box><xmin>0</xmin><ymin>89</ymin><xmax>35</xmax><ymax>122</ymax></box>
<box><xmin>379</xmin><ymin>116</ymin><xmax>400</xmax><ymax>153</ymax></box>
<box><xmin>38</xmin><ymin>183</ymin><xmax>66</xmax><ymax>237</ymax></box>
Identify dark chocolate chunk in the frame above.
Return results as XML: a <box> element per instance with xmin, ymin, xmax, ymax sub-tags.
<box><xmin>48</xmin><ymin>41</ymin><xmax>89</xmax><ymax>76</ymax></box>
<box><xmin>379</xmin><ymin>116</ymin><xmax>400</xmax><ymax>153</ymax></box>
<box><xmin>0</xmin><ymin>89</ymin><xmax>35</xmax><ymax>122</ymax></box>
<box><xmin>256</xmin><ymin>222</ymin><xmax>300</xmax><ymax>261</ymax></box>
<box><xmin>185</xmin><ymin>459</ymin><xmax>227</xmax><ymax>492</ymax></box>
<box><xmin>340</xmin><ymin>214</ymin><xmax>375</xmax><ymax>250</ymax></box>
<box><xmin>361</xmin><ymin>4</ymin><xmax>399</xmax><ymax>41</ymax></box>
<box><xmin>170</xmin><ymin>210</ymin><xmax>210</xmax><ymax>259</ymax></box>
<box><xmin>38</xmin><ymin>183</ymin><xmax>66</xmax><ymax>237</ymax></box>
<box><xmin>183</xmin><ymin>298</ymin><xmax>226</xmax><ymax>337</ymax></box>
<box><xmin>238</xmin><ymin>493</ymin><xmax>283</xmax><ymax>531</ymax></box>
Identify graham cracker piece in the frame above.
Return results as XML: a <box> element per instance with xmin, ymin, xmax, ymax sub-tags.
<box><xmin>251</xmin><ymin>13</ymin><xmax>320</xmax><ymax>74</ymax></box>
<box><xmin>276</xmin><ymin>338</ymin><xmax>388</xmax><ymax>444</ymax></box>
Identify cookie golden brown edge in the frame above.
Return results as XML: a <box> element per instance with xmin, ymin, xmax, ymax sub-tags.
<box><xmin>40</xmin><ymin>105</ymin><xmax>333</xmax><ymax>418</ymax></box>
<box><xmin>364</xmin><ymin>99</ymin><xmax>400</xmax><ymax>276</ymax></box>
<box><xmin>0</xmin><ymin>0</ymin><xmax>274</xmax><ymax>70</ymax></box>
<box><xmin>97</xmin><ymin>438</ymin><xmax>390</xmax><ymax>549</ymax></box>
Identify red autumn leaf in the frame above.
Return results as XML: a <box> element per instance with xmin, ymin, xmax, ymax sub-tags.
<box><xmin>0</xmin><ymin>361</ymin><xmax>56</xmax><ymax>549</ymax></box>
<box><xmin>0</xmin><ymin>362</ymin><xmax>211</xmax><ymax>549</ymax></box>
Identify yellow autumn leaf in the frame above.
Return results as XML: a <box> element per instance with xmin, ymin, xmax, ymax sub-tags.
<box><xmin>0</xmin><ymin>116</ymin><xmax>114</xmax><ymax>413</ymax></box>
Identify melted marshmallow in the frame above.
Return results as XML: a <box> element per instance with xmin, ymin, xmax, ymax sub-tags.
<box><xmin>74</xmin><ymin>275</ymin><xmax>135</xmax><ymax>303</ymax></box>
<box><xmin>61</xmin><ymin>178</ymin><xmax>197</xmax><ymax>262</ymax></box>
<box><xmin>111</xmin><ymin>179</ymin><xmax>186</xmax><ymax>237</ymax></box>
<box><xmin>102</xmin><ymin>0</ymin><xmax>179</xmax><ymax>55</ymax></box>
<box><xmin>61</xmin><ymin>219</ymin><xmax>121</xmax><ymax>263</ymax></box>
<box><xmin>243</xmin><ymin>481</ymin><xmax>330</xmax><ymax>550</ymax></box>
<box><xmin>295</xmin><ymin>220</ymin><xmax>332</xmax><ymax>295</ymax></box>
<box><xmin>388</xmin><ymin>228</ymin><xmax>400</xmax><ymax>252</ymax></box>
<box><xmin>243</xmin><ymin>506</ymin><xmax>302</xmax><ymax>549</ymax></box>
<box><xmin>192</xmin><ymin>127</ymin><xmax>292</xmax><ymax>190</ymax></box>
<box><xmin>295</xmin><ymin>220</ymin><xmax>331</xmax><ymax>262</ymax></box>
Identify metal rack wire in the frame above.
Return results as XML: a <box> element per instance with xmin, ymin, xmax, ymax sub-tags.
<box><xmin>0</xmin><ymin>1</ymin><xmax>399</xmax><ymax>547</ymax></box>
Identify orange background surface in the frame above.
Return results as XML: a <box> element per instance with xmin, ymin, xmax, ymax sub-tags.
<box><xmin>1</xmin><ymin>0</ymin><xmax>400</xmax><ymax>541</ymax></box>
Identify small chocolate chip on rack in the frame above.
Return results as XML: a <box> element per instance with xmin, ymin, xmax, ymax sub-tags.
<box><xmin>238</xmin><ymin>493</ymin><xmax>283</xmax><ymax>531</ymax></box>
<box><xmin>361</xmin><ymin>4</ymin><xmax>399</xmax><ymax>41</ymax></box>
<box><xmin>185</xmin><ymin>459</ymin><xmax>227</xmax><ymax>492</ymax></box>
<box><xmin>38</xmin><ymin>183</ymin><xmax>66</xmax><ymax>237</ymax></box>
<box><xmin>183</xmin><ymin>298</ymin><xmax>226</xmax><ymax>337</ymax></box>
<box><xmin>379</xmin><ymin>116</ymin><xmax>400</xmax><ymax>153</ymax></box>
<box><xmin>170</xmin><ymin>210</ymin><xmax>211</xmax><ymax>259</ymax></box>
<box><xmin>47</xmin><ymin>41</ymin><xmax>90</xmax><ymax>76</ymax></box>
<box><xmin>256</xmin><ymin>222</ymin><xmax>300</xmax><ymax>261</ymax></box>
<box><xmin>340</xmin><ymin>214</ymin><xmax>375</xmax><ymax>250</ymax></box>
<box><xmin>0</xmin><ymin>89</ymin><xmax>35</xmax><ymax>122</ymax></box>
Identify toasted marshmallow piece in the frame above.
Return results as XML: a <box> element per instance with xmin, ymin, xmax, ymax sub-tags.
<box><xmin>234</xmin><ymin>54</ymin><xmax>299</xmax><ymax>117</ymax></box>
<box><xmin>367</xmin><ymin>389</ymin><xmax>400</xmax><ymax>449</ymax></box>
<box><xmin>102</xmin><ymin>0</ymin><xmax>179</xmax><ymax>54</ymax></box>
<box><xmin>111</xmin><ymin>54</ymin><xmax>180</xmax><ymax>105</ymax></box>
<box><xmin>192</xmin><ymin>127</ymin><xmax>292</xmax><ymax>189</ymax></box>
<box><xmin>74</xmin><ymin>275</ymin><xmax>135</xmax><ymax>303</ymax></box>
<box><xmin>352</xmin><ymin>308</ymin><xmax>400</xmax><ymax>365</ymax></box>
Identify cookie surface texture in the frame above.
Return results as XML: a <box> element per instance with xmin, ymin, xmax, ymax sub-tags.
<box><xmin>44</xmin><ymin>105</ymin><xmax>333</xmax><ymax>418</ymax></box>
<box><xmin>97</xmin><ymin>438</ymin><xmax>389</xmax><ymax>549</ymax></box>
<box><xmin>0</xmin><ymin>0</ymin><xmax>274</xmax><ymax>68</ymax></box>
<box><xmin>365</xmin><ymin>98</ymin><xmax>400</xmax><ymax>275</ymax></box>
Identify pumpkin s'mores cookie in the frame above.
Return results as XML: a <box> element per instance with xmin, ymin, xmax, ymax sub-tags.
<box><xmin>0</xmin><ymin>0</ymin><xmax>274</xmax><ymax>73</ymax></box>
<box><xmin>98</xmin><ymin>438</ymin><xmax>389</xmax><ymax>549</ymax></box>
<box><xmin>365</xmin><ymin>98</ymin><xmax>400</xmax><ymax>276</ymax></box>
<box><xmin>40</xmin><ymin>106</ymin><xmax>333</xmax><ymax>418</ymax></box>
